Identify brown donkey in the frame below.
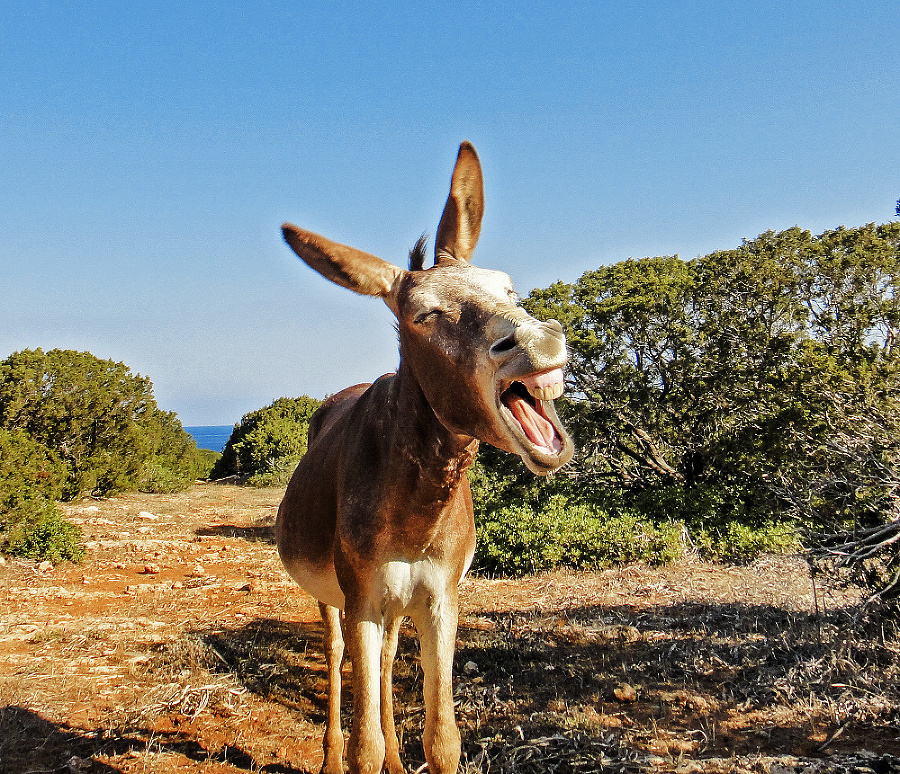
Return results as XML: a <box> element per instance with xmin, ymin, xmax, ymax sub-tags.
<box><xmin>277</xmin><ymin>142</ymin><xmax>574</xmax><ymax>774</ymax></box>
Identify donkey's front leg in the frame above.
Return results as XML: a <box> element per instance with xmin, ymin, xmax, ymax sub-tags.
<box><xmin>380</xmin><ymin>615</ymin><xmax>404</xmax><ymax>774</ymax></box>
<box><xmin>345</xmin><ymin>599</ymin><xmax>386</xmax><ymax>774</ymax></box>
<box><xmin>318</xmin><ymin>602</ymin><xmax>345</xmax><ymax>774</ymax></box>
<box><xmin>414</xmin><ymin>591</ymin><xmax>461</xmax><ymax>774</ymax></box>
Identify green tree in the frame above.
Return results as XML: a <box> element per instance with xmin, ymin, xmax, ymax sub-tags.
<box><xmin>211</xmin><ymin>396</ymin><xmax>322</xmax><ymax>485</ymax></box>
<box><xmin>523</xmin><ymin>223</ymin><xmax>900</xmax><ymax>537</ymax></box>
<box><xmin>0</xmin><ymin>349</ymin><xmax>210</xmax><ymax>498</ymax></box>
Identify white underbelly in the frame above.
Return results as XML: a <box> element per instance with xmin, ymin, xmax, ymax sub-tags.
<box><xmin>283</xmin><ymin>557</ymin><xmax>345</xmax><ymax>609</ymax></box>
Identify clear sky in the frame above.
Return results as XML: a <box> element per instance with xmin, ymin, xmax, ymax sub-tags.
<box><xmin>2</xmin><ymin>0</ymin><xmax>898</xmax><ymax>426</ymax></box>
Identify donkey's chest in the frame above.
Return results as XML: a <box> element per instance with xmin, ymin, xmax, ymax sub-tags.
<box><xmin>379</xmin><ymin>557</ymin><xmax>454</xmax><ymax>617</ymax></box>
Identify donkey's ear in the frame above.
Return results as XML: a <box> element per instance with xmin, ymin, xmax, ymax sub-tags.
<box><xmin>282</xmin><ymin>224</ymin><xmax>404</xmax><ymax>298</ymax></box>
<box><xmin>435</xmin><ymin>141</ymin><xmax>484</xmax><ymax>265</ymax></box>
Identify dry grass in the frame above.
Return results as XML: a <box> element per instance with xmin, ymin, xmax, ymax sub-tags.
<box><xmin>1</xmin><ymin>484</ymin><xmax>899</xmax><ymax>773</ymax></box>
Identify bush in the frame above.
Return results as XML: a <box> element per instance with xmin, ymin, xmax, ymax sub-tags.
<box><xmin>1</xmin><ymin>497</ymin><xmax>85</xmax><ymax>564</ymax></box>
<box><xmin>695</xmin><ymin>521</ymin><xmax>800</xmax><ymax>563</ymax></box>
<box><xmin>473</xmin><ymin>495</ymin><xmax>687</xmax><ymax>576</ymax></box>
<box><xmin>137</xmin><ymin>446</ymin><xmax>220</xmax><ymax>493</ymax></box>
<box><xmin>136</xmin><ymin>408</ymin><xmax>219</xmax><ymax>491</ymax></box>
<box><xmin>0</xmin><ymin>429</ymin><xmax>84</xmax><ymax>563</ymax></box>
<box><xmin>192</xmin><ymin>448</ymin><xmax>221</xmax><ymax>479</ymax></box>
<box><xmin>211</xmin><ymin>396</ymin><xmax>321</xmax><ymax>485</ymax></box>
<box><xmin>469</xmin><ymin>446</ymin><xmax>800</xmax><ymax>573</ymax></box>
<box><xmin>138</xmin><ymin>462</ymin><xmax>195</xmax><ymax>494</ymax></box>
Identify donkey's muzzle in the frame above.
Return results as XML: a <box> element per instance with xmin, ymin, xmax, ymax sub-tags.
<box><xmin>490</xmin><ymin>318</ymin><xmax>567</xmax><ymax>374</ymax></box>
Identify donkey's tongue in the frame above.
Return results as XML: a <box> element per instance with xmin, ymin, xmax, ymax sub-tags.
<box><xmin>506</xmin><ymin>396</ymin><xmax>558</xmax><ymax>450</ymax></box>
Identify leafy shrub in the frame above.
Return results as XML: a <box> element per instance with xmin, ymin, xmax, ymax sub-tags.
<box><xmin>0</xmin><ymin>429</ymin><xmax>84</xmax><ymax>563</ymax></box>
<box><xmin>211</xmin><ymin>396</ymin><xmax>321</xmax><ymax>485</ymax></box>
<box><xmin>138</xmin><ymin>444</ymin><xmax>219</xmax><ymax>493</ymax></box>
<box><xmin>469</xmin><ymin>454</ymin><xmax>799</xmax><ymax>573</ymax></box>
<box><xmin>245</xmin><ymin>460</ymin><xmax>303</xmax><ymax>488</ymax></box>
<box><xmin>695</xmin><ymin>521</ymin><xmax>800</xmax><ymax>563</ymax></box>
<box><xmin>628</xmin><ymin>481</ymin><xmax>762</xmax><ymax>531</ymax></box>
<box><xmin>191</xmin><ymin>448</ymin><xmax>221</xmax><ymax>478</ymax></box>
<box><xmin>1</xmin><ymin>497</ymin><xmax>85</xmax><ymax>564</ymax></box>
<box><xmin>136</xmin><ymin>408</ymin><xmax>219</xmax><ymax>490</ymax></box>
<box><xmin>138</xmin><ymin>461</ymin><xmax>194</xmax><ymax>494</ymax></box>
<box><xmin>473</xmin><ymin>495</ymin><xmax>687</xmax><ymax>576</ymax></box>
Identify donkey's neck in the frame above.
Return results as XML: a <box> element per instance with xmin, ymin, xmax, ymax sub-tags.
<box><xmin>389</xmin><ymin>361</ymin><xmax>479</xmax><ymax>505</ymax></box>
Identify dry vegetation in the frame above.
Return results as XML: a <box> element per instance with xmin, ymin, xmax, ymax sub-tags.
<box><xmin>1</xmin><ymin>483</ymin><xmax>899</xmax><ymax>773</ymax></box>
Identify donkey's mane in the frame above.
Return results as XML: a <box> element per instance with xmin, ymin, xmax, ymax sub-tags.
<box><xmin>409</xmin><ymin>234</ymin><xmax>428</xmax><ymax>271</ymax></box>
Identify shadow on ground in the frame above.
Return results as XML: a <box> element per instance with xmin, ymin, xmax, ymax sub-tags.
<box><xmin>195</xmin><ymin>523</ymin><xmax>276</xmax><ymax>543</ymax></box>
<box><xmin>0</xmin><ymin>705</ymin><xmax>309</xmax><ymax>774</ymax></box>
<box><xmin>175</xmin><ymin>598</ymin><xmax>900</xmax><ymax>768</ymax></box>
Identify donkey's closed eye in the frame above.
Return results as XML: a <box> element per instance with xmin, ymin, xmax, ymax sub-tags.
<box><xmin>414</xmin><ymin>309</ymin><xmax>443</xmax><ymax>325</ymax></box>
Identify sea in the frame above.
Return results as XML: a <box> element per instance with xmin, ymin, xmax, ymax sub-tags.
<box><xmin>184</xmin><ymin>425</ymin><xmax>233</xmax><ymax>453</ymax></box>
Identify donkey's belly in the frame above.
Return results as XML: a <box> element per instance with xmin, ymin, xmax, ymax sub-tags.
<box><xmin>282</xmin><ymin>556</ymin><xmax>346</xmax><ymax>610</ymax></box>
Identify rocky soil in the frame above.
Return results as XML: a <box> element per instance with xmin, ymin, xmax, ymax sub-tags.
<box><xmin>1</xmin><ymin>483</ymin><xmax>898</xmax><ymax>773</ymax></box>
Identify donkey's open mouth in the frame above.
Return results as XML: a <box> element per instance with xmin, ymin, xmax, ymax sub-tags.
<box><xmin>499</xmin><ymin>368</ymin><xmax>568</xmax><ymax>461</ymax></box>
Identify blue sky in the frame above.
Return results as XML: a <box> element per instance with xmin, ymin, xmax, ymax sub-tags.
<box><xmin>2</xmin><ymin>1</ymin><xmax>898</xmax><ymax>425</ymax></box>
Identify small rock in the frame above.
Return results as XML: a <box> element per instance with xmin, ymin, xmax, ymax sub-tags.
<box><xmin>142</xmin><ymin>564</ymin><xmax>162</xmax><ymax>575</ymax></box>
<box><xmin>66</xmin><ymin>755</ymin><xmax>89</xmax><ymax>772</ymax></box>
<box><xmin>83</xmin><ymin>506</ymin><xmax>100</xmax><ymax>515</ymax></box>
<box><xmin>137</xmin><ymin>511</ymin><xmax>158</xmax><ymax>521</ymax></box>
<box><xmin>189</xmin><ymin>563</ymin><xmax>206</xmax><ymax>577</ymax></box>
<box><xmin>37</xmin><ymin>560</ymin><xmax>54</xmax><ymax>572</ymax></box>
<box><xmin>137</xmin><ymin>526</ymin><xmax>154</xmax><ymax>535</ymax></box>
<box><xmin>613</xmin><ymin>683</ymin><xmax>638</xmax><ymax>702</ymax></box>
<box><xmin>464</xmin><ymin>660</ymin><xmax>479</xmax><ymax>675</ymax></box>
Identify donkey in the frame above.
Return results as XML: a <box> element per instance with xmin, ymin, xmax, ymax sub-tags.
<box><xmin>276</xmin><ymin>142</ymin><xmax>574</xmax><ymax>774</ymax></box>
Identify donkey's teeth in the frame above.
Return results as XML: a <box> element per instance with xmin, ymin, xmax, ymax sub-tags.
<box><xmin>531</xmin><ymin>383</ymin><xmax>563</xmax><ymax>401</ymax></box>
<box><xmin>520</xmin><ymin>368</ymin><xmax>565</xmax><ymax>402</ymax></box>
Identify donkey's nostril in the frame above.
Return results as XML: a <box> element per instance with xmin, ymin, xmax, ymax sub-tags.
<box><xmin>490</xmin><ymin>334</ymin><xmax>517</xmax><ymax>357</ymax></box>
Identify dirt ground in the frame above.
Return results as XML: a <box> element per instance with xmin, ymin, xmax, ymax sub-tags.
<box><xmin>1</xmin><ymin>483</ymin><xmax>898</xmax><ymax>774</ymax></box>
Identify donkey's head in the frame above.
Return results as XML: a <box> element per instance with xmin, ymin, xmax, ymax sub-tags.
<box><xmin>282</xmin><ymin>142</ymin><xmax>573</xmax><ymax>474</ymax></box>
